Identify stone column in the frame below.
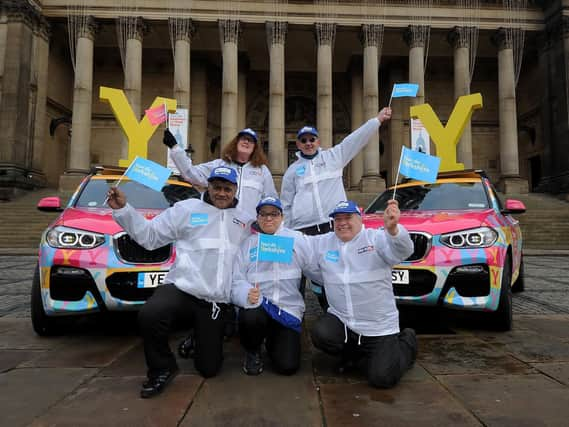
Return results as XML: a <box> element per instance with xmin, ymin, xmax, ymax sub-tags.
<box><xmin>349</xmin><ymin>57</ymin><xmax>363</xmax><ymax>190</ymax></box>
<box><xmin>0</xmin><ymin>11</ymin><xmax>7</xmax><ymax>108</ymax></box>
<box><xmin>315</xmin><ymin>23</ymin><xmax>335</xmax><ymax>149</ymax></box>
<box><xmin>31</xmin><ymin>17</ymin><xmax>50</xmax><ymax>179</ymax></box>
<box><xmin>65</xmin><ymin>16</ymin><xmax>98</xmax><ymax>180</ymax></box>
<box><xmin>219</xmin><ymin>19</ymin><xmax>240</xmax><ymax>148</ymax></box>
<box><xmin>492</xmin><ymin>28</ymin><xmax>528</xmax><ymax>193</ymax></box>
<box><xmin>266</xmin><ymin>21</ymin><xmax>287</xmax><ymax>187</ymax></box>
<box><xmin>190</xmin><ymin>60</ymin><xmax>208</xmax><ymax>164</ymax></box>
<box><xmin>448</xmin><ymin>27</ymin><xmax>473</xmax><ymax>169</ymax></box>
<box><xmin>121</xmin><ymin>17</ymin><xmax>146</xmax><ymax>159</ymax></box>
<box><xmin>171</xmin><ymin>18</ymin><xmax>195</xmax><ymax>111</ymax></box>
<box><xmin>238</xmin><ymin>54</ymin><xmax>249</xmax><ymax>131</ymax></box>
<box><xmin>360</xmin><ymin>24</ymin><xmax>384</xmax><ymax>193</ymax></box>
<box><xmin>404</xmin><ymin>25</ymin><xmax>428</xmax><ymax>106</ymax></box>
<box><xmin>0</xmin><ymin>2</ymin><xmax>47</xmax><ymax>194</ymax></box>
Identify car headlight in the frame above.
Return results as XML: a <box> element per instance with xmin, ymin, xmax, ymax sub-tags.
<box><xmin>440</xmin><ymin>227</ymin><xmax>498</xmax><ymax>249</ymax></box>
<box><xmin>46</xmin><ymin>226</ymin><xmax>106</xmax><ymax>249</ymax></box>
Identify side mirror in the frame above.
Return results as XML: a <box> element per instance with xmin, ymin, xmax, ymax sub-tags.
<box><xmin>502</xmin><ymin>199</ymin><xmax>526</xmax><ymax>215</ymax></box>
<box><xmin>37</xmin><ymin>196</ymin><xmax>63</xmax><ymax>212</ymax></box>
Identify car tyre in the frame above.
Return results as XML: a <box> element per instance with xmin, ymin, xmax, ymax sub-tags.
<box><xmin>512</xmin><ymin>256</ymin><xmax>525</xmax><ymax>293</ymax></box>
<box><xmin>490</xmin><ymin>256</ymin><xmax>513</xmax><ymax>331</ymax></box>
<box><xmin>31</xmin><ymin>266</ymin><xmax>65</xmax><ymax>336</ymax></box>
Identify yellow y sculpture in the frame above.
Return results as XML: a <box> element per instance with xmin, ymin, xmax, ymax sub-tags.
<box><xmin>410</xmin><ymin>93</ymin><xmax>483</xmax><ymax>172</ymax></box>
<box><xmin>99</xmin><ymin>86</ymin><xmax>177</xmax><ymax>167</ymax></box>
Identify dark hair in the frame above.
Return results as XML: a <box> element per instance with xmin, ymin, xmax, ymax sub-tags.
<box><xmin>221</xmin><ymin>134</ymin><xmax>269</xmax><ymax>167</ymax></box>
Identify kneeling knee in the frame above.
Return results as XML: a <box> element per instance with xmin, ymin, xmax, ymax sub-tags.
<box><xmin>368</xmin><ymin>371</ymin><xmax>400</xmax><ymax>389</ymax></box>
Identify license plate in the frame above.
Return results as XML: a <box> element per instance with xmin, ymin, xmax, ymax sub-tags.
<box><xmin>137</xmin><ymin>272</ymin><xmax>167</xmax><ymax>288</ymax></box>
<box><xmin>392</xmin><ymin>269</ymin><xmax>409</xmax><ymax>285</ymax></box>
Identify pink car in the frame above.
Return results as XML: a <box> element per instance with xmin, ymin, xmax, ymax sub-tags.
<box><xmin>33</xmin><ymin>168</ymin><xmax>200</xmax><ymax>335</ymax></box>
<box><xmin>363</xmin><ymin>170</ymin><xmax>526</xmax><ymax>331</ymax></box>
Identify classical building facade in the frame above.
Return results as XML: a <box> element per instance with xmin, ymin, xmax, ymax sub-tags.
<box><xmin>0</xmin><ymin>0</ymin><xmax>568</xmax><ymax>197</ymax></box>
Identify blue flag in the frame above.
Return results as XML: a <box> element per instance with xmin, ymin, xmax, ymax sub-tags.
<box><xmin>399</xmin><ymin>146</ymin><xmax>440</xmax><ymax>183</ymax></box>
<box><xmin>391</xmin><ymin>83</ymin><xmax>419</xmax><ymax>98</ymax></box>
<box><xmin>124</xmin><ymin>156</ymin><xmax>171</xmax><ymax>192</ymax></box>
<box><xmin>257</xmin><ymin>233</ymin><xmax>294</xmax><ymax>264</ymax></box>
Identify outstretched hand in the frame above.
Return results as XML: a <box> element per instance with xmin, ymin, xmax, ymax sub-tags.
<box><xmin>106</xmin><ymin>187</ymin><xmax>127</xmax><ymax>210</ymax></box>
<box><xmin>378</xmin><ymin>107</ymin><xmax>392</xmax><ymax>124</ymax></box>
<box><xmin>163</xmin><ymin>129</ymin><xmax>178</xmax><ymax>148</ymax></box>
<box><xmin>384</xmin><ymin>199</ymin><xmax>400</xmax><ymax>236</ymax></box>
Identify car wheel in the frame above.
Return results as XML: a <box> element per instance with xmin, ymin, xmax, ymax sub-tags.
<box><xmin>490</xmin><ymin>256</ymin><xmax>513</xmax><ymax>331</ymax></box>
<box><xmin>512</xmin><ymin>256</ymin><xmax>525</xmax><ymax>293</ymax></box>
<box><xmin>31</xmin><ymin>266</ymin><xmax>65</xmax><ymax>336</ymax></box>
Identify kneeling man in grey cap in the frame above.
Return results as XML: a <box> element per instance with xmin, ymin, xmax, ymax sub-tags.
<box><xmin>307</xmin><ymin>199</ymin><xmax>417</xmax><ymax>388</ymax></box>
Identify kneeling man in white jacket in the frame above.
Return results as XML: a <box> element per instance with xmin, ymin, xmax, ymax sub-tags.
<box><xmin>308</xmin><ymin>199</ymin><xmax>417</xmax><ymax>388</ymax></box>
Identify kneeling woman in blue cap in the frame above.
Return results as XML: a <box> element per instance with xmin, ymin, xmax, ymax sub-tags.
<box><xmin>231</xmin><ymin>197</ymin><xmax>320</xmax><ymax>375</ymax></box>
<box><xmin>164</xmin><ymin>128</ymin><xmax>277</xmax><ymax>219</ymax></box>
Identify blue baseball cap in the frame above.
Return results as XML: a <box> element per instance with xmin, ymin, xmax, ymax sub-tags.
<box><xmin>207</xmin><ymin>166</ymin><xmax>238</xmax><ymax>185</ymax></box>
<box><xmin>238</xmin><ymin>128</ymin><xmax>258</xmax><ymax>143</ymax></box>
<box><xmin>329</xmin><ymin>200</ymin><xmax>361</xmax><ymax>217</ymax></box>
<box><xmin>256</xmin><ymin>196</ymin><xmax>283</xmax><ymax>213</ymax></box>
<box><xmin>296</xmin><ymin>126</ymin><xmax>319</xmax><ymax>139</ymax></box>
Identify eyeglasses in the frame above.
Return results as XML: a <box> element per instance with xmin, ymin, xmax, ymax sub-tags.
<box><xmin>258</xmin><ymin>211</ymin><xmax>282</xmax><ymax>218</ymax></box>
<box><xmin>299</xmin><ymin>137</ymin><xmax>317</xmax><ymax>144</ymax></box>
<box><xmin>240</xmin><ymin>136</ymin><xmax>255</xmax><ymax>144</ymax></box>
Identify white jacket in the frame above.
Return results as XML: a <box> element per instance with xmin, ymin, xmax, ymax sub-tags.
<box><xmin>231</xmin><ymin>225</ymin><xmax>320</xmax><ymax>321</ymax></box>
<box><xmin>281</xmin><ymin>118</ymin><xmax>382</xmax><ymax>230</ymax></box>
<box><xmin>307</xmin><ymin>225</ymin><xmax>414</xmax><ymax>337</ymax></box>
<box><xmin>169</xmin><ymin>146</ymin><xmax>277</xmax><ymax>218</ymax></box>
<box><xmin>113</xmin><ymin>197</ymin><xmax>254</xmax><ymax>304</ymax></box>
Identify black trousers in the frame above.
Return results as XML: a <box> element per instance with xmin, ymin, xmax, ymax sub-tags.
<box><xmin>239</xmin><ymin>306</ymin><xmax>301</xmax><ymax>375</ymax></box>
<box><xmin>311</xmin><ymin>313</ymin><xmax>417</xmax><ymax>388</ymax></box>
<box><xmin>138</xmin><ymin>284</ymin><xmax>228</xmax><ymax>379</ymax></box>
<box><xmin>298</xmin><ymin>221</ymin><xmax>333</xmax><ymax>311</ymax></box>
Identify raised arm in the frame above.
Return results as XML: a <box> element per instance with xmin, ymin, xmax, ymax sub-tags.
<box><xmin>108</xmin><ymin>187</ymin><xmax>182</xmax><ymax>251</ymax></box>
<box><xmin>374</xmin><ymin>199</ymin><xmax>414</xmax><ymax>265</ymax></box>
<box><xmin>165</xmin><ymin>130</ymin><xmax>218</xmax><ymax>187</ymax></box>
<box><xmin>328</xmin><ymin>107</ymin><xmax>392</xmax><ymax>167</ymax></box>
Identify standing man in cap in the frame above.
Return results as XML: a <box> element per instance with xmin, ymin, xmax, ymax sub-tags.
<box><xmin>308</xmin><ymin>199</ymin><xmax>417</xmax><ymax>389</ymax></box>
<box><xmin>280</xmin><ymin>108</ymin><xmax>392</xmax><ymax>308</ymax></box>
<box><xmin>107</xmin><ymin>166</ymin><xmax>254</xmax><ymax>398</ymax></box>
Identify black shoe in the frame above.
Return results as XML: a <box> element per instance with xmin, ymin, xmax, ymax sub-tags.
<box><xmin>140</xmin><ymin>368</ymin><xmax>179</xmax><ymax>399</ymax></box>
<box><xmin>243</xmin><ymin>350</ymin><xmax>263</xmax><ymax>375</ymax></box>
<box><xmin>178</xmin><ymin>334</ymin><xmax>195</xmax><ymax>359</ymax></box>
<box><xmin>400</xmin><ymin>328</ymin><xmax>418</xmax><ymax>363</ymax></box>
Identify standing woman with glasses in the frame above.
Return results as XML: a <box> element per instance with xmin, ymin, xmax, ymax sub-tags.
<box><xmin>164</xmin><ymin>128</ymin><xmax>277</xmax><ymax>218</ymax></box>
<box><xmin>280</xmin><ymin>108</ymin><xmax>392</xmax><ymax>309</ymax></box>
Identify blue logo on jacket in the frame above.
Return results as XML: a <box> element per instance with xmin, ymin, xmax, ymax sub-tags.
<box><xmin>296</xmin><ymin>165</ymin><xmax>306</xmax><ymax>176</ymax></box>
<box><xmin>325</xmin><ymin>250</ymin><xmax>339</xmax><ymax>263</ymax></box>
<box><xmin>190</xmin><ymin>213</ymin><xmax>208</xmax><ymax>226</ymax></box>
<box><xmin>249</xmin><ymin>247</ymin><xmax>257</xmax><ymax>262</ymax></box>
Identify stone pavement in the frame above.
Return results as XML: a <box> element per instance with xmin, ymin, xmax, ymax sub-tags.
<box><xmin>1</xmin><ymin>255</ymin><xmax>569</xmax><ymax>426</ymax></box>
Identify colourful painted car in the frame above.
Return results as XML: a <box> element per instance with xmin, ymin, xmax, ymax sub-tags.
<box><xmin>32</xmin><ymin>167</ymin><xmax>200</xmax><ymax>335</ymax></box>
<box><xmin>363</xmin><ymin>170</ymin><xmax>526</xmax><ymax>331</ymax></box>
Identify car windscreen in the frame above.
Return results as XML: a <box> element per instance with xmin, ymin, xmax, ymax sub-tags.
<box><xmin>365</xmin><ymin>181</ymin><xmax>490</xmax><ymax>213</ymax></box>
<box><xmin>75</xmin><ymin>179</ymin><xmax>200</xmax><ymax>209</ymax></box>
